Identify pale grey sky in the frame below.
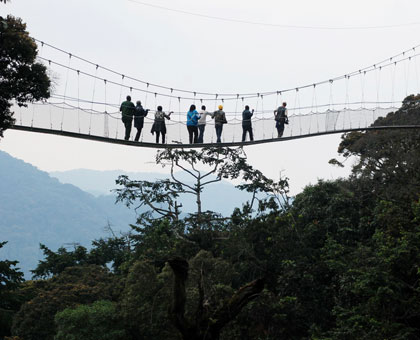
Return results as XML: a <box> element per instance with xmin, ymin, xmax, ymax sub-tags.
<box><xmin>1</xmin><ymin>0</ymin><xmax>420</xmax><ymax>194</ymax></box>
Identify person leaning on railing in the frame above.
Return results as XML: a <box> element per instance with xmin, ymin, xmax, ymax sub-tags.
<box><xmin>212</xmin><ymin>105</ymin><xmax>227</xmax><ymax>143</ymax></box>
<box><xmin>274</xmin><ymin>102</ymin><xmax>288</xmax><ymax>138</ymax></box>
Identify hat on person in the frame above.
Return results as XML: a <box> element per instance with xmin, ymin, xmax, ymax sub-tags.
<box><xmin>218</xmin><ymin>105</ymin><xmax>223</xmax><ymax>110</ymax></box>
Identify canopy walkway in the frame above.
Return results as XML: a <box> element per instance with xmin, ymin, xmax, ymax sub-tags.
<box><xmin>11</xmin><ymin>39</ymin><xmax>420</xmax><ymax>147</ymax></box>
<box><xmin>10</xmin><ymin>124</ymin><xmax>420</xmax><ymax>149</ymax></box>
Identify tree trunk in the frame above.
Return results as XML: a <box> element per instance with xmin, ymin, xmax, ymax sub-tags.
<box><xmin>168</xmin><ymin>257</ymin><xmax>264</xmax><ymax>340</ymax></box>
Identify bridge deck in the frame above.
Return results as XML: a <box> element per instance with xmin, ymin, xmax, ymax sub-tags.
<box><xmin>10</xmin><ymin>125</ymin><xmax>420</xmax><ymax>149</ymax></box>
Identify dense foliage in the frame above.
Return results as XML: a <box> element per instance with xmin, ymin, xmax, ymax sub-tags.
<box><xmin>0</xmin><ymin>242</ymin><xmax>23</xmax><ymax>339</ymax></box>
<box><xmin>0</xmin><ymin>13</ymin><xmax>50</xmax><ymax>137</ymax></box>
<box><xmin>1</xmin><ymin>96</ymin><xmax>420</xmax><ymax>339</ymax></box>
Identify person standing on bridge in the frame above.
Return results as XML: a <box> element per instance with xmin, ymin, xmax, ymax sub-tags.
<box><xmin>186</xmin><ymin>104</ymin><xmax>200</xmax><ymax>144</ymax></box>
<box><xmin>120</xmin><ymin>95</ymin><xmax>136</xmax><ymax>140</ymax></box>
<box><xmin>151</xmin><ymin>105</ymin><xmax>172</xmax><ymax>144</ymax></box>
<box><xmin>274</xmin><ymin>102</ymin><xmax>288</xmax><ymax>138</ymax></box>
<box><xmin>242</xmin><ymin>105</ymin><xmax>254</xmax><ymax>142</ymax></box>
<box><xmin>212</xmin><ymin>105</ymin><xmax>227</xmax><ymax>143</ymax></box>
<box><xmin>134</xmin><ymin>100</ymin><xmax>149</xmax><ymax>142</ymax></box>
<box><xmin>197</xmin><ymin>105</ymin><xmax>210</xmax><ymax>143</ymax></box>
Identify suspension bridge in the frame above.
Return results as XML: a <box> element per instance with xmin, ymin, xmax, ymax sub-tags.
<box><xmin>10</xmin><ymin>40</ymin><xmax>420</xmax><ymax>148</ymax></box>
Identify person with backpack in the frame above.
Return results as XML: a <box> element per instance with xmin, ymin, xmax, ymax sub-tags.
<box><xmin>242</xmin><ymin>105</ymin><xmax>254</xmax><ymax>142</ymax></box>
<box><xmin>120</xmin><ymin>95</ymin><xmax>136</xmax><ymax>140</ymax></box>
<box><xmin>274</xmin><ymin>102</ymin><xmax>288</xmax><ymax>138</ymax></box>
<box><xmin>186</xmin><ymin>104</ymin><xmax>201</xmax><ymax>144</ymax></box>
<box><xmin>133</xmin><ymin>100</ymin><xmax>149</xmax><ymax>142</ymax></box>
<box><xmin>151</xmin><ymin>106</ymin><xmax>172</xmax><ymax>144</ymax></box>
<box><xmin>212</xmin><ymin>105</ymin><xmax>227</xmax><ymax>143</ymax></box>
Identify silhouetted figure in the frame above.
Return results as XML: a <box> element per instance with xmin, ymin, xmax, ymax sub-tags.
<box><xmin>242</xmin><ymin>105</ymin><xmax>254</xmax><ymax>142</ymax></box>
<box><xmin>274</xmin><ymin>102</ymin><xmax>288</xmax><ymax>138</ymax></box>
<box><xmin>134</xmin><ymin>100</ymin><xmax>149</xmax><ymax>142</ymax></box>
<box><xmin>212</xmin><ymin>105</ymin><xmax>227</xmax><ymax>143</ymax></box>
<box><xmin>186</xmin><ymin>104</ymin><xmax>200</xmax><ymax>144</ymax></box>
<box><xmin>197</xmin><ymin>105</ymin><xmax>210</xmax><ymax>143</ymax></box>
<box><xmin>120</xmin><ymin>95</ymin><xmax>135</xmax><ymax>140</ymax></box>
<box><xmin>151</xmin><ymin>106</ymin><xmax>171</xmax><ymax>144</ymax></box>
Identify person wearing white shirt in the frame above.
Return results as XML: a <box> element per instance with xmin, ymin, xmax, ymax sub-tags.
<box><xmin>197</xmin><ymin>105</ymin><xmax>211</xmax><ymax>143</ymax></box>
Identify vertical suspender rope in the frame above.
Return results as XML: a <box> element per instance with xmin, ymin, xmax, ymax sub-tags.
<box><xmin>406</xmin><ymin>57</ymin><xmax>411</xmax><ymax>97</ymax></box>
<box><xmin>104</xmin><ymin>79</ymin><xmax>109</xmax><ymax>138</ymax></box>
<box><xmin>374</xmin><ymin>66</ymin><xmax>381</xmax><ymax>123</ymax></box>
<box><xmin>391</xmin><ymin>62</ymin><xmax>396</xmax><ymax>105</ymax></box>
<box><xmin>61</xmin><ymin>53</ymin><xmax>72</xmax><ymax>131</ymax></box>
<box><xmin>359</xmin><ymin>71</ymin><xmax>366</xmax><ymax>129</ymax></box>
<box><xmin>144</xmin><ymin>83</ymin><xmax>149</xmax><ymax>108</ymax></box>
<box><xmin>31</xmin><ymin>103</ymin><xmax>35</xmax><ymax>128</ymax></box>
<box><xmin>48</xmin><ymin>100</ymin><xmax>53</xmax><ymax>129</ymax></box>
<box><xmin>221</xmin><ymin>98</ymin><xmax>224</xmax><ymax>142</ymax></box>
<box><xmin>375</xmin><ymin>66</ymin><xmax>380</xmax><ymax>104</ymax></box>
<box><xmin>312</xmin><ymin>85</ymin><xmax>319</xmax><ymax>133</ymax></box>
<box><xmin>297</xmin><ymin>90</ymin><xmax>304</xmax><ymax>134</ymax></box>
<box><xmin>178</xmin><ymin>97</ymin><xmax>181</xmax><ymax>144</ymax></box>
<box><xmin>297</xmin><ymin>89</ymin><xmax>302</xmax><ymax>135</ymax></box>
<box><xmin>403</xmin><ymin>53</ymin><xmax>409</xmax><ymax>97</ymax></box>
<box><xmin>211</xmin><ymin>94</ymin><xmax>217</xmax><ymax>143</ymax></box>
<box><xmin>255</xmin><ymin>94</ymin><xmax>259</xmax><ymax>140</ymax></box>
<box><xmin>154</xmin><ymin>93</ymin><xmax>157</xmax><ymax>112</ymax></box>
<box><xmin>309</xmin><ymin>86</ymin><xmax>314</xmax><ymax>133</ymax></box>
<box><xmin>344</xmin><ymin>76</ymin><xmax>350</xmax><ymax>130</ymax></box>
<box><xmin>31</xmin><ymin>41</ymin><xmax>45</xmax><ymax>129</ymax></box>
<box><xmin>116</xmin><ymin>75</ymin><xmax>125</xmax><ymax>139</ymax></box>
<box><xmin>19</xmin><ymin>106</ymin><xmax>23</xmax><ymax>126</ymax></box>
<box><xmin>233</xmin><ymin>94</ymin><xmax>239</xmax><ymax>142</ymax></box>
<box><xmin>293</xmin><ymin>89</ymin><xmax>299</xmax><ymax>136</ymax></box>
<box><xmin>167</xmin><ymin>89</ymin><xmax>173</xmax><ymax>144</ymax></box>
<box><xmin>47</xmin><ymin>61</ymin><xmax>53</xmax><ymax>129</ymax></box>
<box><xmin>261</xmin><ymin>94</ymin><xmax>265</xmax><ymax>139</ymax></box>
<box><xmin>89</xmin><ymin>65</ymin><xmax>99</xmax><ymax>135</ymax></box>
<box><xmin>274</xmin><ymin>92</ymin><xmax>279</xmax><ymax>138</ymax></box>
<box><xmin>328</xmin><ymin>80</ymin><xmax>339</xmax><ymax>130</ymax></box>
<box><xmin>77</xmin><ymin>70</ymin><xmax>80</xmax><ymax>133</ymax></box>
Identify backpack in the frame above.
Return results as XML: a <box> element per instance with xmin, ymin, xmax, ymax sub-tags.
<box><xmin>274</xmin><ymin>107</ymin><xmax>284</xmax><ymax>121</ymax></box>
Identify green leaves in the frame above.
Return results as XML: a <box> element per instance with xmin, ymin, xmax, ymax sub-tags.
<box><xmin>55</xmin><ymin>301</ymin><xmax>126</xmax><ymax>340</ymax></box>
<box><xmin>0</xmin><ymin>15</ymin><xmax>50</xmax><ymax>137</ymax></box>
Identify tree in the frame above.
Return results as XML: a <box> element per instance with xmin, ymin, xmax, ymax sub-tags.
<box><xmin>32</xmin><ymin>236</ymin><xmax>131</xmax><ymax>279</ymax></box>
<box><xmin>12</xmin><ymin>265</ymin><xmax>117</xmax><ymax>340</ymax></box>
<box><xmin>0</xmin><ymin>14</ymin><xmax>50</xmax><ymax>137</ymax></box>
<box><xmin>55</xmin><ymin>300</ymin><xmax>127</xmax><ymax>340</ymax></box>
<box><xmin>115</xmin><ymin>147</ymin><xmax>289</xmax><ymax>248</ymax></box>
<box><xmin>168</xmin><ymin>254</ymin><xmax>264</xmax><ymax>340</ymax></box>
<box><xmin>335</xmin><ymin>94</ymin><xmax>420</xmax><ymax>204</ymax></box>
<box><xmin>0</xmin><ymin>241</ymin><xmax>24</xmax><ymax>338</ymax></box>
<box><xmin>115</xmin><ymin>147</ymin><xmax>285</xmax><ymax>339</ymax></box>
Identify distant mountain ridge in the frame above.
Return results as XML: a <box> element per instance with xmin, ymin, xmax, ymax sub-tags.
<box><xmin>0</xmin><ymin>151</ymin><xmax>136</xmax><ymax>277</ymax></box>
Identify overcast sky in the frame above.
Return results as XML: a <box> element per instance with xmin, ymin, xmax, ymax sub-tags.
<box><xmin>1</xmin><ymin>0</ymin><xmax>420</xmax><ymax>194</ymax></box>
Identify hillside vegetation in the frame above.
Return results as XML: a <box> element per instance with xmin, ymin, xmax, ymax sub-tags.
<box><xmin>0</xmin><ymin>151</ymin><xmax>135</xmax><ymax>276</ymax></box>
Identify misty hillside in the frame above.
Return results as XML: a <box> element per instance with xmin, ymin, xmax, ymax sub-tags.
<box><xmin>0</xmin><ymin>151</ymin><xmax>136</xmax><ymax>277</ymax></box>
